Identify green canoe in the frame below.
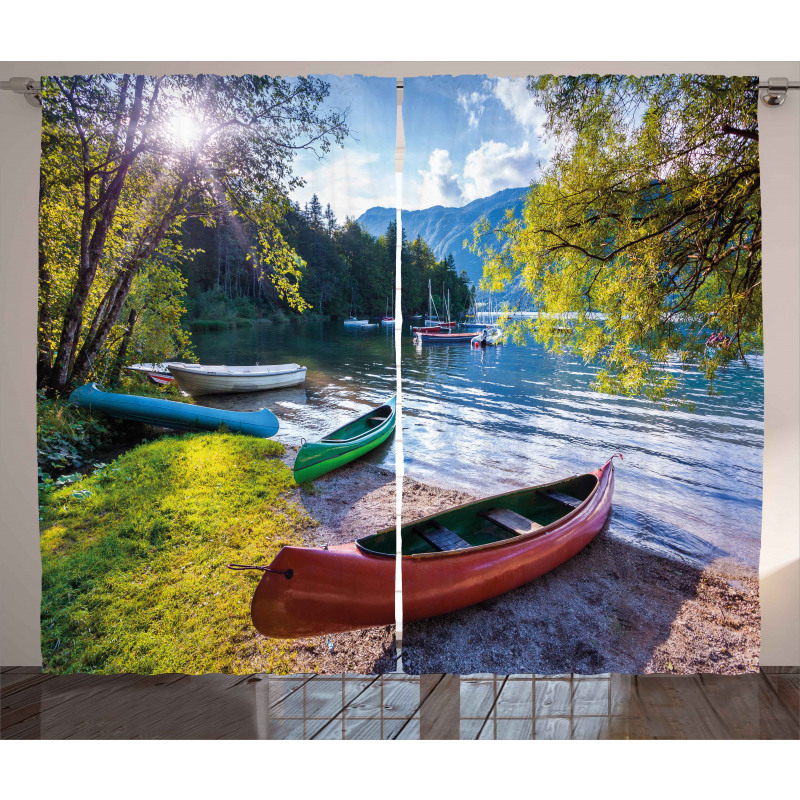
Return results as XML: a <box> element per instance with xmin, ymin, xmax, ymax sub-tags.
<box><xmin>293</xmin><ymin>396</ymin><xmax>396</xmax><ymax>483</ymax></box>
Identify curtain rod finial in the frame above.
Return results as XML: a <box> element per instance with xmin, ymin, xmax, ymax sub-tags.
<box><xmin>0</xmin><ymin>77</ymin><xmax>41</xmax><ymax>107</ymax></box>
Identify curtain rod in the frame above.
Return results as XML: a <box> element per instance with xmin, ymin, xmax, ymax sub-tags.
<box><xmin>3</xmin><ymin>76</ymin><xmax>798</xmax><ymax>109</ymax></box>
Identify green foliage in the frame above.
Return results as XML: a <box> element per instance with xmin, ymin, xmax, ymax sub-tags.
<box><xmin>37</xmin><ymin>380</ymin><xmax>193</xmax><ymax>482</ymax></box>
<box><xmin>402</xmin><ymin>234</ymin><xmax>472</xmax><ymax>318</ymax></box>
<box><xmin>284</xmin><ymin>199</ymin><xmax>394</xmax><ymax>318</ymax></box>
<box><xmin>37</xmin><ymin>393</ymin><xmax>118</xmax><ymax>481</ymax></box>
<box><xmin>473</xmin><ymin>75</ymin><xmax>762</xmax><ymax>406</ymax></box>
<box><xmin>39</xmin><ymin>433</ymin><xmax>314</xmax><ymax>674</ymax></box>
<box><xmin>38</xmin><ymin>74</ymin><xmax>349</xmax><ymax>394</ymax></box>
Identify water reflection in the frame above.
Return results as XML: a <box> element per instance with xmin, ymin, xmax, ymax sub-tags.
<box><xmin>192</xmin><ymin>321</ymin><xmax>397</xmax><ymax>470</ymax></box>
<box><xmin>401</xmin><ymin>326</ymin><xmax>763</xmax><ymax>570</ymax></box>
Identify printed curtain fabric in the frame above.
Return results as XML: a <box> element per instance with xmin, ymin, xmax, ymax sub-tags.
<box><xmin>36</xmin><ymin>73</ymin><xmax>398</xmax><ymax>676</ymax></box>
<box><xmin>398</xmin><ymin>75</ymin><xmax>763</xmax><ymax>675</ymax></box>
<box><xmin>37</xmin><ymin>72</ymin><xmax>762</xmax><ymax>677</ymax></box>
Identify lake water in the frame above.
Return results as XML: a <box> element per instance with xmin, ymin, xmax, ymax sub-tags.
<box><xmin>195</xmin><ymin>320</ymin><xmax>764</xmax><ymax>571</ymax></box>
<box><xmin>193</xmin><ymin>321</ymin><xmax>399</xmax><ymax>469</ymax></box>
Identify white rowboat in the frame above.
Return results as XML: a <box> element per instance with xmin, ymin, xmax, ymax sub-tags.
<box><xmin>167</xmin><ymin>363</ymin><xmax>307</xmax><ymax>396</ymax></box>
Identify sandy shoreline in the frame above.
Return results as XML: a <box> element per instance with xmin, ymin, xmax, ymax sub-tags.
<box><xmin>275</xmin><ymin>455</ymin><xmax>760</xmax><ymax>676</ymax></box>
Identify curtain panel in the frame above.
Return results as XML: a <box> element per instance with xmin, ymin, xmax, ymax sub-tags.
<box><xmin>36</xmin><ymin>71</ymin><xmax>762</xmax><ymax>677</ymax></box>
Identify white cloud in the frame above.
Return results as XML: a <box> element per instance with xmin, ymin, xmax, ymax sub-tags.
<box><xmin>291</xmin><ymin>149</ymin><xmax>395</xmax><ymax>220</ymax></box>
<box><xmin>457</xmin><ymin>84</ymin><xmax>491</xmax><ymax>129</ymax></box>
<box><xmin>416</xmin><ymin>148</ymin><xmax>463</xmax><ymax>208</ymax></box>
<box><xmin>493</xmin><ymin>77</ymin><xmax>548</xmax><ymax>135</ymax></box>
<box><xmin>461</xmin><ymin>140</ymin><xmax>539</xmax><ymax>202</ymax></box>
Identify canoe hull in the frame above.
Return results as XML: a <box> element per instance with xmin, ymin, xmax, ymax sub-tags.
<box><xmin>293</xmin><ymin>425</ymin><xmax>395</xmax><ymax>483</ymax></box>
<box><xmin>70</xmin><ymin>383</ymin><xmax>279</xmax><ymax>438</ymax></box>
<box><xmin>168</xmin><ymin>365</ymin><xmax>306</xmax><ymax>396</ymax></box>
<box><xmin>293</xmin><ymin>398</ymin><xmax>396</xmax><ymax>483</ymax></box>
<box><xmin>251</xmin><ymin>461</ymin><xmax>615</xmax><ymax>638</ymax></box>
<box><xmin>251</xmin><ymin>543</ymin><xmax>395</xmax><ymax>638</ymax></box>
<box><xmin>402</xmin><ymin>462</ymin><xmax>614</xmax><ymax>623</ymax></box>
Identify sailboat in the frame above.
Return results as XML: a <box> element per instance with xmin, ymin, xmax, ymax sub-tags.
<box><xmin>381</xmin><ymin>295</ymin><xmax>395</xmax><ymax>326</ymax></box>
<box><xmin>343</xmin><ymin>284</ymin><xmax>371</xmax><ymax>327</ymax></box>
<box><xmin>422</xmin><ymin>280</ymin><xmax>456</xmax><ymax>329</ymax></box>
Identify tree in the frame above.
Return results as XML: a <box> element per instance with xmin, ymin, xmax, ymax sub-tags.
<box><xmin>39</xmin><ymin>74</ymin><xmax>349</xmax><ymax>394</ymax></box>
<box><xmin>474</xmin><ymin>75</ymin><xmax>761</xmax><ymax>405</ymax></box>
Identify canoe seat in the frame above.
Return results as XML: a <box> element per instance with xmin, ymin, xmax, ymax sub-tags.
<box><xmin>415</xmin><ymin>521</ymin><xmax>471</xmax><ymax>552</ymax></box>
<box><xmin>366</xmin><ymin>415</ymin><xmax>387</xmax><ymax>426</ymax></box>
<box><xmin>480</xmin><ymin>507</ymin><xmax>544</xmax><ymax>537</ymax></box>
<box><xmin>541</xmin><ymin>490</ymin><xmax>581</xmax><ymax>508</ymax></box>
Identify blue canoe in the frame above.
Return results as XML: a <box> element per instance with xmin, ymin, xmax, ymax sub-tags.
<box><xmin>69</xmin><ymin>383</ymin><xmax>279</xmax><ymax>438</ymax></box>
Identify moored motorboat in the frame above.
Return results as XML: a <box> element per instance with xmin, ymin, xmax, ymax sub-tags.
<box><xmin>249</xmin><ymin>457</ymin><xmax>619</xmax><ymax>638</ymax></box>
<box><xmin>167</xmin><ymin>363</ymin><xmax>307</xmax><ymax>396</ymax></box>
<box><xmin>471</xmin><ymin>326</ymin><xmax>503</xmax><ymax>347</ymax></box>
<box><xmin>343</xmin><ymin>317</ymin><xmax>370</xmax><ymax>326</ymax></box>
<box><xmin>411</xmin><ymin>325</ymin><xmax>443</xmax><ymax>334</ymax></box>
<box><xmin>70</xmin><ymin>383</ymin><xmax>280</xmax><ymax>437</ymax></box>
<box><xmin>293</xmin><ymin>397</ymin><xmax>396</xmax><ymax>483</ymax></box>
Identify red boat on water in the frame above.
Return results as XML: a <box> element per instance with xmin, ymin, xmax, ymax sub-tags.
<box><xmin>248</xmin><ymin>457</ymin><xmax>619</xmax><ymax>638</ymax></box>
<box><xmin>425</xmin><ymin>320</ymin><xmax>457</xmax><ymax>329</ymax></box>
<box><xmin>411</xmin><ymin>325</ymin><xmax>443</xmax><ymax>334</ymax></box>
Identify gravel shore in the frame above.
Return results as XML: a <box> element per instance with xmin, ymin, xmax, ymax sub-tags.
<box><xmin>277</xmin><ymin>455</ymin><xmax>760</xmax><ymax>675</ymax></box>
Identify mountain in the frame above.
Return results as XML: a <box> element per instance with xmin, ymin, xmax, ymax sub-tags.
<box><xmin>357</xmin><ymin>186</ymin><xmax>531</xmax><ymax>284</ymax></box>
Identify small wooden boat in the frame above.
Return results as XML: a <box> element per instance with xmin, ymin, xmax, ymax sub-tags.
<box><xmin>416</xmin><ymin>331</ymin><xmax>475</xmax><ymax>344</ymax></box>
<box><xmin>126</xmin><ymin>362</ymin><xmax>179</xmax><ymax>385</ymax></box>
<box><xmin>293</xmin><ymin>397</ymin><xmax>396</xmax><ymax>483</ymax></box>
<box><xmin>167</xmin><ymin>363</ymin><xmax>306</xmax><ymax>396</ymax></box>
<box><xmin>70</xmin><ymin>383</ymin><xmax>279</xmax><ymax>437</ymax></box>
<box><xmin>147</xmin><ymin>373</ymin><xmax>176</xmax><ymax>386</ymax></box>
<box><xmin>250</xmin><ymin>457</ymin><xmax>619</xmax><ymax>638</ymax></box>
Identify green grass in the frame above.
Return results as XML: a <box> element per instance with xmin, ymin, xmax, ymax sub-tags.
<box><xmin>40</xmin><ymin>432</ymin><xmax>315</xmax><ymax>674</ymax></box>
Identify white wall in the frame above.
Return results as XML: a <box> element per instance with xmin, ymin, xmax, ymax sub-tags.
<box><xmin>1</xmin><ymin>60</ymin><xmax>797</xmax><ymax>667</ymax></box>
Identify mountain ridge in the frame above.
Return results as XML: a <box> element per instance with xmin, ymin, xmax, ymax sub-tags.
<box><xmin>357</xmin><ymin>186</ymin><xmax>531</xmax><ymax>283</ymax></box>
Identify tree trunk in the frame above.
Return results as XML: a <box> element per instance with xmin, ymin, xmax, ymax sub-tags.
<box><xmin>71</xmin><ymin>267</ymin><xmax>136</xmax><ymax>386</ymax></box>
<box><xmin>48</xmin><ymin>75</ymin><xmax>146</xmax><ymax>395</ymax></box>
<box><xmin>107</xmin><ymin>308</ymin><xmax>137</xmax><ymax>387</ymax></box>
<box><xmin>36</xmin><ymin>241</ymin><xmax>54</xmax><ymax>391</ymax></box>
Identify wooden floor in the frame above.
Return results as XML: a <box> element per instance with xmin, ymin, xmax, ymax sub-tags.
<box><xmin>2</xmin><ymin>667</ymin><xmax>797</xmax><ymax>739</ymax></box>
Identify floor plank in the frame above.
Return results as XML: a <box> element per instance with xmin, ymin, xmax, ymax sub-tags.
<box><xmin>2</xmin><ymin>668</ymin><xmax>797</xmax><ymax>739</ymax></box>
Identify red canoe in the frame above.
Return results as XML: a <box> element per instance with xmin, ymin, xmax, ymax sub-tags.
<box><xmin>249</xmin><ymin>457</ymin><xmax>618</xmax><ymax>638</ymax></box>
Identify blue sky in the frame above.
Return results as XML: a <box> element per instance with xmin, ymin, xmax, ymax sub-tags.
<box><xmin>290</xmin><ymin>75</ymin><xmax>397</xmax><ymax>221</ymax></box>
<box><xmin>401</xmin><ymin>75</ymin><xmax>552</xmax><ymax>209</ymax></box>
<box><xmin>290</xmin><ymin>75</ymin><xmax>551</xmax><ymax>218</ymax></box>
